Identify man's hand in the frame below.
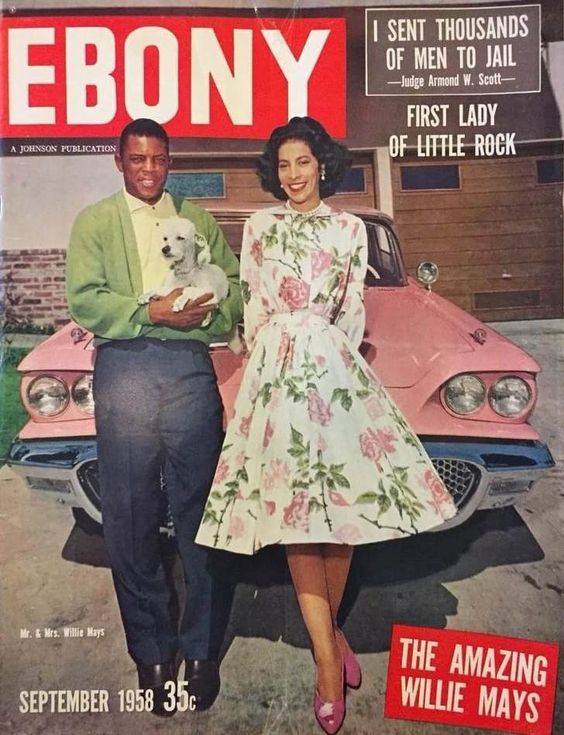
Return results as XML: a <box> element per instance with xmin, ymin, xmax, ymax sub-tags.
<box><xmin>148</xmin><ymin>288</ymin><xmax>216</xmax><ymax>328</ymax></box>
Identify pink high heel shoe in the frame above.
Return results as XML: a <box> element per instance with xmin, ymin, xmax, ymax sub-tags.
<box><xmin>336</xmin><ymin>629</ymin><xmax>362</xmax><ymax>689</ymax></box>
<box><xmin>313</xmin><ymin>656</ymin><xmax>346</xmax><ymax>734</ymax></box>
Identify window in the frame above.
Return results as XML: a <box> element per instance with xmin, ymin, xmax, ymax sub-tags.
<box><xmin>400</xmin><ymin>165</ymin><xmax>460</xmax><ymax>191</ymax></box>
<box><xmin>364</xmin><ymin>221</ymin><xmax>405</xmax><ymax>287</ymax></box>
<box><xmin>536</xmin><ymin>159</ymin><xmax>563</xmax><ymax>184</ymax></box>
<box><xmin>336</xmin><ymin>167</ymin><xmax>366</xmax><ymax>194</ymax></box>
<box><xmin>166</xmin><ymin>172</ymin><xmax>225</xmax><ymax>199</ymax></box>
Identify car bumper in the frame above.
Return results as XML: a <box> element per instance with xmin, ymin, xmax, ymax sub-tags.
<box><xmin>422</xmin><ymin>438</ymin><xmax>554</xmax><ymax>530</ymax></box>
<box><xmin>7</xmin><ymin>437</ymin><xmax>554</xmax><ymax>530</ymax></box>
<box><xmin>8</xmin><ymin>439</ymin><xmax>101</xmax><ymax>522</ymax></box>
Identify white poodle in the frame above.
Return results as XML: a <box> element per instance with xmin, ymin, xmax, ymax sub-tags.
<box><xmin>138</xmin><ymin>217</ymin><xmax>229</xmax><ymax>327</ymax></box>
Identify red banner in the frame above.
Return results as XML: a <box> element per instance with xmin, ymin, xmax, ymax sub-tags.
<box><xmin>385</xmin><ymin>625</ymin><xmax>559</xmax><ymax>735</ymax></box>
<box><xmin>0</xmin><ymin>15</ymin><xmax>346</xmax><ymax>139</ymax></box>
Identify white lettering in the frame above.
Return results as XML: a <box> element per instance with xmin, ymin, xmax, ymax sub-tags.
<box><xmin>191</xmin><ymin>28</ymin><xmax>252</xmax><ymax>125</ymax></box>
<box><xmin>262</xmin><ymin>29</ymin><xmax>329</xmax><ymax>118</ymax></box>
<box><xmin>66</xmin><ymin>27</ymin><xmax>116</xmax><ymax>124</ymax></box>
<box><xmin>8</xmin><ymin>28</ymin><xmax>55</xmax><ymax>124</ymax></box>
<box><xmin>124</xmin><ymin>27</ymin><xmax>179</xmax><ymax>122</ymax></box>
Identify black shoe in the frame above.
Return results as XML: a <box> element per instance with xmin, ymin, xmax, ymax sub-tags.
<box><xmin>185</xmin><ymin>659</ymin><xmax>220</xmax><ymax>711</ymax></box>
<box><xmin>137</xmin><ymin>661</ymin><xmax>178</xmax><ymax>717</ymax></box>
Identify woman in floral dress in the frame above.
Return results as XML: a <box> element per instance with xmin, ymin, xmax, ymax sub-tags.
<box><xmin>196</xmin><ymin>117</ymin><xmax>456</xmax><ymax>733</ymax></box>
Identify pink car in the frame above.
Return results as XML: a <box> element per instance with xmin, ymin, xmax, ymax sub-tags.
<box><xmin>8</xmin><ymin>207</ymin><xmax>554</xmax><ymax>534</ymax></box>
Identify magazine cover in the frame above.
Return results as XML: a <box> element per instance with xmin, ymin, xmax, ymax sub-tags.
<box><xmin>1</xmin><ymin>1</ymin><xmax>562</xmax><ymax>733</ymax></box>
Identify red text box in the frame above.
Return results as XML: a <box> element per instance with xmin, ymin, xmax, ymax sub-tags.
<box><xmin>385</xmin><ymin>624</ymin><xmax>559</xmax><ymax>735</ymax></box>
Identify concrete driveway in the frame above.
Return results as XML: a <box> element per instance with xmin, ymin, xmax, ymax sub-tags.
<box><xmin>1</xmin><ymin>320</ymin><xmax>563</xmax><ymax>735</ymax></box>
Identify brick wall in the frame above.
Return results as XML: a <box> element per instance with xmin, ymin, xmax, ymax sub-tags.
<box><xmin>0</xmin><ymin>249</ymin><xmax>70</xmax><ymax>328</ymax></box>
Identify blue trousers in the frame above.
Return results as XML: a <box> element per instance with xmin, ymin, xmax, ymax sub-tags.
<box><xmin>93</xmin><ymin>338</ymin><xmax>230</xmax><ymax>665</ymax></box>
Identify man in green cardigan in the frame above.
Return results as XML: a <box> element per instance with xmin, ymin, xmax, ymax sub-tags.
<box><xmin>66</xmin><ymin>119</ymin><xmax>242</xmax><ymax>716</ymax></box>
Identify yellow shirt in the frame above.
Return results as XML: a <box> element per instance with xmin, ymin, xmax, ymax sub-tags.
<box><xmin>123</xmin><ymin>189</ymin><xmax>178</xmax><ymax>292</ymax></box>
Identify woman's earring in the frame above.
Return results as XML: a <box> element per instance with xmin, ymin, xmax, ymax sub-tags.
<box><xmin>320</xmin><ymin>165</ymin><xmax>326</xmax><ymax>182</ymax></box>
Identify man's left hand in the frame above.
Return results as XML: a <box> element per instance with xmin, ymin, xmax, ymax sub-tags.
<box><xmin>148</xmin><ymin>289</ymin><xmax>216</xmax><ymax>328</ymax></box>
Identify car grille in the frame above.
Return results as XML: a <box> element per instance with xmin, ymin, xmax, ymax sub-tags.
<box><xmin>432</xmin><ymin>458</ymin><xmax>481</xmax><ymax>510</ymax></box>
<box><xmin>77</xmin><ymin>460</ymin><xmax>174</xmax><ymax>532</ymax></box>
<box><xmin>77</xmin><ymin>457</ymin><xmax>480</xmax><ymax>520</ymax></box>
<box><xmin>77</xmin><ymin>460</ymin><xmax>101</xmax><ymax>508</ymax></box>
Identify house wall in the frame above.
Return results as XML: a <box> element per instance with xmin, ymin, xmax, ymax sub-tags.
<box><xmin>1</xmin><ymin>149</ymin><xmax>562</xmax><ymax>327</ymax></box>
<box><xmin>392</xmin><ymin>154</ymin><xmax>564</xmax><ymax>321</ymax></box>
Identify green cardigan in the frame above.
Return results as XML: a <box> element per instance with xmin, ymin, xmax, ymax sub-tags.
<box><xmin>66</xmin><ymin>191</ymin><xmax>242</xmax><ymax>345</ymax></box>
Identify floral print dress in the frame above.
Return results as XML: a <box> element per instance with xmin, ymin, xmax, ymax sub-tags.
<box><xmin>195</xmin><ymin>203</ymin><xmax>456</xmax><ymax>555</ymax></box>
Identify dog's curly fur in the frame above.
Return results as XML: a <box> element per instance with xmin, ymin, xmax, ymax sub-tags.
<box><xmin>138</xmin><ymin>217</ymin><xmax>229</xmax><ymax>323</ymax></box>
<box><xmin>138</xmin><ymin>217</ymin><xmax>243</xmax><ymax>352</ymax></box>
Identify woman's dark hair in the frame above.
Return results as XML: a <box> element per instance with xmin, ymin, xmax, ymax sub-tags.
<box><xmin>257</xmin><ymin>116</ymin><xmax>352</xmax><ymax>200</ymax></box>
<box><xmin>118</xmin><ymin>118</ymin><xmax>169</xmax><ymax>155</ymax></box>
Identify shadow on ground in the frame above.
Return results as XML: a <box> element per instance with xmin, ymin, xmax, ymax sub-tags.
<box><xmin>61</xmin><ymin>506</ymin><xmax>544</xmax><ymax>658</ymax></box>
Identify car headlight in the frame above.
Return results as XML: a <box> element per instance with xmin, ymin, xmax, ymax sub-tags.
<box><xmin>72</xmin><ymin>375</ymin><xmax>95</xmax><ymax>415</ymax></box>
<box><xmin>27</xmin><ymin>376</ymin><xmax>69</xmax><ymax>417</ymax></box>
<box><xmin>489</xmin><ymin>376</ymin><xmax>531</xmax><ymax>417</ymax></box>
<box><xmin>444</xmin><ymin>374</ymin><xmax>486</xmax><ymax>415</ymax></box>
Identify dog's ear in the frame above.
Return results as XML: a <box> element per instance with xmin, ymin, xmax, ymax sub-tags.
<box><xmin>195</xmin><ymin>232</ymin><xmax>212</xmax><ymax>265</ymax></box>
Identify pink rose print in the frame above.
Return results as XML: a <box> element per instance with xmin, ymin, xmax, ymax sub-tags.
<box><xmin>364</xmin><ymin>395</ymin><xmax>386</xmax><ymax>421</ymax></box>
<box><xmin>359</xmin><ymin>429</ymin><xmax>379</xmax><ymax>462</ymax></box>
<box><xmin>269</xmin><ymin>387</ymin><xmax>282</xmax><ymax>412</ymax></box>
<box><xmin>279</xmin><ymin>276</ymin><xmax>309</xmax><ymax>310</ymax></box>
<box><xmin>339</xmin><ymin>348</ymin><xmax>354</xmax><ymax>369</ymax></box>
<box><xmin>375</xmin><ymin>427</ymin><xmax>397</xmax><ymax>454</ymax></box>
<box><xmin>333</xmin><ymin>524</ymin><xmax>362</xmax><ymax>544</ymax></box>
<box><xmin>227</xmin><ymin>515</ymin><xmax>245</xmax><ymax>539</ymax></box>
<box><xmin>282</xmin><ymin>491</ymin><xmax>309</xmax><ymax>530</ymax></box>
<box><xmin>307</xmin><ymin>389</ymin><xmax>333</xmax><ymax>427</ymax></box>
<box><xmin>352</xmin><ymin>221</ymin><xmax>359</xmax><ymax>237</ymax></box>
<box><xmin>250</xmin><ymin>239</ymin><xmax>263</xmax><ymax>266</ymax></box>
<box><xmin>359</xmin><ymin>427</ymin><xmax>397</xmax><ymax>466</ymax></box>
<box><xmin>421</xmin><ymin>469</ymin><xmax>451</xmax><ymax>510</ymax></box>
<box><xmin>328</xmin><ymin>489</ymin><xmax>349</xmax><ymax>507</ymax></box>
<box><xmin>264</xmin><ymin>459</ymin><xmax>290</xmax><ymax>490</ymax></box>
<box><xmin>264</xmin><ymin>500</ymin><xmax>276</xmax><ymax>516</ymax></box>
<box><xmin>235</xmin><ymin>451</ymin><xmax>246</xmax><ymax>468</ymax></box>
<box><xmin>315</xmin><ymin>354</ymin><xmax>327</xmax><ymax>368</ymax></box>
<box><xmin>311</xmin><ymin>250</ymin><xmax>333</xmax><ymax>279</ymax></box>
<box><xmin>238</xmin><ymin>415</ymin><xmax>251</xmax><ymax>437</ymax></box>
<box><xmin>213</xmin><ymin>458</ymin><xmax>229</xmax><ymax>484</ymax></box>
<box><xmin>263</xmin><ymin>419</ymin><xmax>274</xmax><ymax>449</ymax></box>
<box><xmin>246</xmin><ymin>270</ymin><xmax>260</xmax><ymax>294</ymax></box>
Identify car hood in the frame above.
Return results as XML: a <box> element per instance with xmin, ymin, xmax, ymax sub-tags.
<box><xmin>365</xmin><ymin>282</ymin><xmax>540</xmax><ymax>388</ymax></box>
<box><xmin>19</xmin><ymin>282</ymin><xmax>540</xmax><ymax>389</ymax></box>
<box><xmin>18</xmin><ymin>324</ymin><xmax>95</xmax><ymax>372</ymax></box>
